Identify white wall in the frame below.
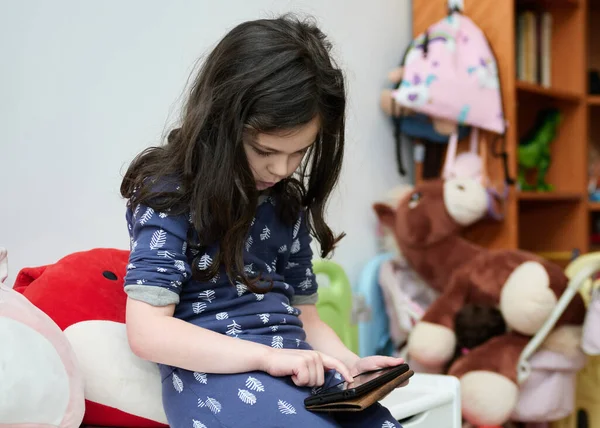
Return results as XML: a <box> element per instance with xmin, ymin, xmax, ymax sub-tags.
<box><xmin>0</xmin><ymin>0</ymin><xmax>411</xmax><ymax>286</ymax></box>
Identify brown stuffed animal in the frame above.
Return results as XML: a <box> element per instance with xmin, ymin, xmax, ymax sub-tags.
<box><xmin>374</xmin><ymin>177</ymin><xmax>586</xmax><ymax>426</ymax></box>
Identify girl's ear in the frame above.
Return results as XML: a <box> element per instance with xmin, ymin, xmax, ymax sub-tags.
<box><xmin>373</xmin><ymin>203</ymin><xmax>396</xmax><ymax>229</ymax></box>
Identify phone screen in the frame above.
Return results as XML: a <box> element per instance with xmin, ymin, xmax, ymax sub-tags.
<box><xmin>319</xmin><ymin>365</ymin><xmax>404</xmax><ymax>394</ymax></box>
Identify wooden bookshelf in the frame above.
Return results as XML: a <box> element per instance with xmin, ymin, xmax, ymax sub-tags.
<box><xmin>412</xmin><ymin>0</ymin><xmax>590</xmax><ymax>258</ymax></box>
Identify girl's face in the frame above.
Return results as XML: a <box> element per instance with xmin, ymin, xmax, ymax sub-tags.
<box><xmin>243</xmin><ymin>116</ymin><xmax>320</xmax><ymax>190</ymax></box>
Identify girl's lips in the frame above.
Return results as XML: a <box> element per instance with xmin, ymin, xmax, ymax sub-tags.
<box><xmin>257</xmin><ymin>181</ymin><xmax>276</xmax><ymax>189</ymax></box>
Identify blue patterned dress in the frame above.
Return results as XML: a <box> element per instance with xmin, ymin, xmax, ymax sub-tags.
<box><xmin>124</xmin><ymin>195</ymin><xmax>402</xmax><ymax>428</ymax></box>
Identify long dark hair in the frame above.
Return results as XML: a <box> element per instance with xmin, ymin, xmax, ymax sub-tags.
<box><xmin>120</xmin><ymin>14</ymin><xmax>346</xmax><ymax>291</ymax></box>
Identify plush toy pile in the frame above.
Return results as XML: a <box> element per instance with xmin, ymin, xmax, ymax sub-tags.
<box><xmin>374</xmin><ymin>177</ymin><xmax>588</xmax><ymax>426</ymax></box>
<box><xmin>0</xmin><ymin>247</ymin><xmax>168</xmax><ymax>427</ymax></box>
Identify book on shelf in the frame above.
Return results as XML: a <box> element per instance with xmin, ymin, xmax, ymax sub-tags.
<box><xmin>516</xmin><ymin>9</ymin><xmax>552</xmax><ymax>87</ymax></box>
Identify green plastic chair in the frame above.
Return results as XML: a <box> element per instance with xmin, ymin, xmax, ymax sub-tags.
<box><xmin>313</xmin><ymin>259</ymin><xmax>359</xmax><ymax>355</ymax></box>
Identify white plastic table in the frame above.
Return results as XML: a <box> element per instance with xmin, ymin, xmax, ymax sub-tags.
<box><xmin>380</xmin><ymin>373</ymin><xmax>461</xmax><ymax>428</ymax></box>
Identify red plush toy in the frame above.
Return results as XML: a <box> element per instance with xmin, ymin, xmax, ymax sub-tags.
<box><xmin>13</xmin><ymin>248</ymin><xmax>168</xmax><ymax>428</ymax></box>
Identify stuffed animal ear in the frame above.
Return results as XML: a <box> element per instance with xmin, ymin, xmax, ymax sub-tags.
<box><xmin>13</xmin><ymin>265</ymin><xmax>49</xmax><ymax>294</ymax></box>
<box><xmin>373</xmin><ymin>203</ymin><xmax>396</xmax><ymax>229</ymax></box>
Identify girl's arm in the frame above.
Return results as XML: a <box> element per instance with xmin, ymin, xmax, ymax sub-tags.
<box><xmin>126</xmin><ymin>298</ymin><xmax>271</xmax><ymax>373</ymax></box>
<box><xmin>298</xmin><ymin>304</ymin><xmax>360</xmax><ymax>369</ymax></box>
<box><xmin>127</xmin><ymin>298</ymin><xmax>353</xmax><ymax>383</ymax></box>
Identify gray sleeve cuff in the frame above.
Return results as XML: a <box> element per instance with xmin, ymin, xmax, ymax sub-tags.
<box><xmin>124</xmin><ymin>284</ymin><xmax>180</xmax><ymax>306</ymax></box>
<box><xmin>291</xmin><ymin>292</ymin><xmax>318</xmax><ymax>306</ymax></box>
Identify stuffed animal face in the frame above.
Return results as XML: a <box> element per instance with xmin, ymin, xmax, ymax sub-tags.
<box><xmin>374</xmin><ymin>178</ymin><xmax>488</xmax><ymax>248</ymax></box>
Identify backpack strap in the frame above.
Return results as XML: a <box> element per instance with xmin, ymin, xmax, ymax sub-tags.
<box><xmin>441</xmin><ymin>127</ymin><xmax>480</xmax><ymax>180</ymax></box>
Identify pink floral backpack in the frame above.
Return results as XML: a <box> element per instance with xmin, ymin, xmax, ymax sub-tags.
<box><xmin>392</xmin><ymin>1</ymin><xmax>513</xmax><ymax>194</ymax></box>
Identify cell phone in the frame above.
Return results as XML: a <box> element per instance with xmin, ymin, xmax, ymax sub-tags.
<box><xmin>304</xmin><ymin>363</ymin><xmax>411</xmax><ymax>407</ymax></box>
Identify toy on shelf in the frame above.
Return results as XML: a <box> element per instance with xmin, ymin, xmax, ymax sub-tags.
<box><xmin>373</xmin><ymin>178</ymin><xmax>588</xmax><ymax>426</ymax></box>
<box><xmin>0</xmin><ymin>248</ymin><xmax>85</xmax><ymax>428</ymax></box>
<box><xmin>517</xmin><ymin>108</ymin><xmax>561</xmax><ymax>192</ymax></box>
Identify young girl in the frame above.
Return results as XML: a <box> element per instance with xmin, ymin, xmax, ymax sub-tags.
<box><xmin>121</xmin><ymin>15</ymin><xmax>405</xmax><ymax>428</ymax></box>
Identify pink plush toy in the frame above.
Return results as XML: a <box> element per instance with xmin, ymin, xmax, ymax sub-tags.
<box><xmin>0</xmin><ymin>248</ymin><xmax>85</xmax><ymax>428</ymax></box>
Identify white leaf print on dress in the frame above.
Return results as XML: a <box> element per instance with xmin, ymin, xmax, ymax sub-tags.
<box><xmin>251</xmin><ymin>217</ymin><xmax>255</xmax><ymax>226</ymax></box>
<box><xmin>271</xmin><ymin>258</ymin><xmax>277</xmax><ymax>271</ymax></box>
<box><xmin>157</xmin><ymin>250</ymin><xmax>176</xmax><ymax>259</ymax></box>
<box><xmin>281</xmin><ymin>302</ymin><xmax>295</xmax><ymax>314</ymax></box>
<box><xmin>293</xmin><ymin>217</ymin><xmax>302</xmax><ymax>239</ymax></box>
<box><xmin>192</xmin><ymin>302</ymin><xmax>207</xmax><ymax>314</ymax></box>
<box><xmin>182</xmin><ymin>241</ymin><xmax>187</xmax><ymax>253</ymax></box>
<box><xmin>236</xmin><ymin>282</ymin><xmax>248</xmax><ymax>297</ymax></box>
<box><xmin>382</xmin><ymin>421</ymin><xmax>396</xmax><ymax>428</ymax></box>
<box><xmin>278</xmin><ymin>400</ymin><xmax>297</xmax><ymax>415</ymax></box>
<box><xmin>193</xmin><ymin>372</ymin><xmax>208</xmax><ymax>384</ymax></box>
<box><xmin>216</xmin><ymin>312</ymin><xmax>229</xmax><ymax>320</ymax></box>
<box><xmin>290</xmin><ymin>239</ymin><xmax>301</xmax><ymax>254</ymax></box>
<box><xmin>133</xmin><ymin>204</ymin><xmax>141</xmax><ymax>219</ymax></box>
<box><xmin>198</xmin><ymin>289</ymin><xmax>215</xmax><ymax>303</ymax></box>
<box><xmin>270</xmin><ymin>325</ymin><xmax>279</xmax><ymax>332</ymax></box>
<box><xmin>258</xmin><ymin>313</ymin><xmax>270</xmax><ymax>324</ymax></box>
<box><xmin>260</xmin><ymin>226</ymin><xmax>271</xmax><ymax>240</ymax></box>
<box><xmin>244</xmin><ymin>263</ymin><xmax>254</xmax><ymax>274</ymax></box>
<box><xmin>254</xmin><ymin>293</ymin><xmax>265</xmax><ymax>301</ymax></box>
<box><xmin>131</xmin><ymin>240</ymin><xmax>138</xmax><ymax>252</ymax></box>
<box><xmin>296</xmin><ymin>338</ymin><xmax>301</xmax><ymax>348</ymax></box>
<box><xmin>334</xmin><ymin>372</ymin><xmax>342</xmax><ymax>381</ymax></box>
<box><xmin>174</xmin><ymin>260</ymin><xmax>186</xmax><ymax>272</ymax></box>
<box><xmin>159</xmin><ymin>212</ymin><xmax>168</xmax><ymax>218</ymax></box>
<box><xmin>265</xmin><ymin>263</ymin><xmax>272</xmax><ymax>273</ymax></box>
<box><xmin>197</xmin><ymin>398</ymin><xmax>205</xmax><ymax>408</ymax></box>
<box><xmin>127</xmin><ymin>263</ymin><xmax>136</xmax><ymax>270</ymax></box>
<box><xmin>298</xmin><ymin>278</ymin><xmax>312</xmax><ymax>291</ymax></box>
<box><xmin>210</xmin><ymin>273</ymin><xmax>220</xmax><ymax>284</ymax></box>
<box><xmin>245</xmin><ymin>236</ymin><xmax>253</xmax><ymax>251</ymax></box>
<box><xmin>149</xmin><ymin>230</ymin><xmax>167</xmax><ymax>250</ymax></box>
<box><xmin>192</xmin><ymin>420</ymin><xmax>207</xmax><ymax>428</ymax></box>
<box><xmin>205</xmin><ymin>397</ymin><xmax>222</xmax><ymax>414</ymax></box>
<box><xmin>139</xmin><ymin>207</ymin><xmax>154</xmax><ymax>225</ymax></box>
<box><xmin>286</xmin><ymin>262</ymin><xmax>299</xmax><ymax>269</ymax></box>
<box><xmin>271</xmin><ymin>336</ymin><xmax>284</xmax><ymax>349</ymax></box>
<box><xmin>246</xmin><ymin>376</ymin><xmax>265</xmax><ymax>392</ymax></box>
<box><xmin>172</xmin><ymin>372</ymin><xmax>183</xmax><ymax>393</ymax></box>
<box><xmin>197</xmin><ymin>254</ymin><xmax>213</xmax><ymax>270</ymax></box>
<box><xmin>156</xmin><ymin>267</ymin><xmax>167</xmax><ymax>273</ymax></box>
<box><xmin>278</xmin><ymin>245</ymin><xmax>287</xmax><ymax>253</ymax></box>
<box><xmin>238</xmin><ymin>389</ymin><xmax>257</xmax><ymax>405</ymax></box>
<box><xmin>226</xmin><ymin>320</ymin><xmax>242</xmax><ymax>337</ymax></box>
<box><xmin>136</xmin><ymin>279</ymin><xmax>146</xmax><ymax>285</ymax></box>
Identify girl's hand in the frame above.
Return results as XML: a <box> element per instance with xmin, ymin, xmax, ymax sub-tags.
<box><xmin>349</xmin><ymin>355</ymin><xmax>405</xmax><ymax>378</ymax></box>
<box><xmin>261</xmin><ymin>348</ymin><xmax>354</xmax><ymax>387</ymax></box>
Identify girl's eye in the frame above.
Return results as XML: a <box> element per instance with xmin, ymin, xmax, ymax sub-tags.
<box><xmin>253</xmin><ymin>147</ymin><xmax>272</xmax><ymax>157</ymax></box>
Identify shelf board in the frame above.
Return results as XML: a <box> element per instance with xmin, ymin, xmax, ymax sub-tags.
<box><xmin>516</xmin><ymin>81</ymin><xmax>581</xmax><ymax>102</ymax></box>
<box><xmin>589</xmin><ymin>202</ymin><xmax>600</xmax><ymax>211</ymax></box>
<box><xmin>517</xmin><ymin>0</ymin><xmax>580</xmax><ymax>7</ymax></box>
<box><xmin>588</xmin><ymin>96</ymin><xmax>600</xmax><ymax>106</ymax></box>
<box><xmin>518</xmin><ymin>191</ymin><xmax>582</xmax><ymax>201</ymax></box>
